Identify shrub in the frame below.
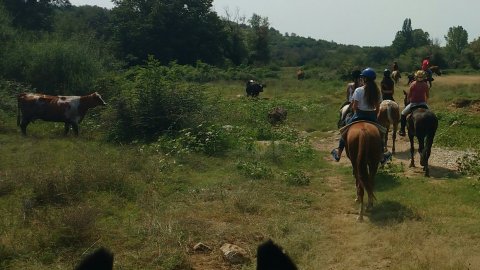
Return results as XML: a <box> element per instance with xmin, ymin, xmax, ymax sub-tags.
<box><xmin>1</xmin><ymin>37</ymin><xmax>107</xmax><ymax>95</ymax></box>
<box><xmin>457</xmin><ymin>152</ymin><xmax>480</xmax><ymax>176</ymax></box>
<box><xmin>283</xmin><ymin>170</ymin><xmax>311</xmax><ymax>186</ymax></box>
<box><xmin>236</xmin><ymin>160</ymin><xmax>273</xmax><ymax>180</ymax></box>
<box><xmin>105</xmin><ymin>58</ymin><xmax>208</xmax><ymax>142</ymax></box>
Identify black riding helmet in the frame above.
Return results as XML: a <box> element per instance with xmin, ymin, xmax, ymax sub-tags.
<box><xmin>383</xmin><ymin>69</ymin><xmax>391</xmax><ymax>77</ymax></box>
<box><xmin>351</xmin><ymin>70</ymin><xmax>361</xmax><ymax>80</ymax></box>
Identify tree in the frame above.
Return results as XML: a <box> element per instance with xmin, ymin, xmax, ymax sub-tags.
<box><xmin>111</xmin><ymin>0</ymin><xmax>227</xmax><ymax>66</ymax></box>
<box><xmin>445</xmin><ymin>26</ymin><xmax>468</xmax><ymax>56</ymax></box>
<box><xmin>221</xmin><ymin>8</ymin><xmax>248</xmax><ymax>65</ymax></box>
<box><xmin>2</xmin><ymin>0</ymin><xmax>71</xmax><ymax>31</ymax></box>
<box><xmin>248</xmin><ymin>13</ymin><xmax>270</xmax><ymax>65</ymax></box>
<box><xmin>391</xmin><ymin>18</ymin><xmax>431</xmax><ymax>55</ymax></box>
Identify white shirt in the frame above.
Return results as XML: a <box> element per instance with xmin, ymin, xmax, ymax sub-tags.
<box><xmin>352</xmin><ymin>86</ymin><xmax>382</xmax><ymax>111</ymax></box>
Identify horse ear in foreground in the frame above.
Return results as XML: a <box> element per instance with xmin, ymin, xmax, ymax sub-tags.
<box><xmin>75</xmin><ymin>247</ymin><xmax>114</xmax><ymax>270</ymax></box>
<box><xmin>344</xmin><ymin>121</ymin><xmax>383</xmax><ymax>221</ymax></box>
<box><xmin>377</xmin><ymin>100</ymin><xmax>400</xmax><ymax>154</ymax></box>
<box><xmin>257</xmin><ymin>239</ymin><xmax>297</xmax><ymax>270</ymax></box>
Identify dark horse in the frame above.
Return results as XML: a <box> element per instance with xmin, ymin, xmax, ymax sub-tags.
<box><xmin>344</xmin><ymin>121</ymin><xmax>383</xmax><ymax>221</ymax></box>
<box><xmin>403</xmin><ymin>91</ymin><xmax>438</xmax><ymax>177</ymax></box>
<box><xmin>407</xmin><ymin>66</ymin><xmax>442</xmax><ymax>86</ymax></box>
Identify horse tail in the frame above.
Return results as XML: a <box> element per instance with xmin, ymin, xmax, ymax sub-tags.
<box><xmin>356</xmin><ymin>129</ymin><xmax>375</xmax><ymax>200</ymax></box>
<box><xmin>386</xmin><ymin>102</ymin><xmax>393</xmax><ymax>125</ymax></box>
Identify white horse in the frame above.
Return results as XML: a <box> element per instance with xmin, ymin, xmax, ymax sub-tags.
<box><xmin>337</xmin><ymin>103</ymin><xmax>352</xmax><ymax>128</ymax></box>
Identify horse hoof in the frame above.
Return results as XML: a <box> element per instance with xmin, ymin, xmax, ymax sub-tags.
<box><xmin>357</xmin><ymin>216</ymin><xmax>364</xmax><ymax>222</ymax></box>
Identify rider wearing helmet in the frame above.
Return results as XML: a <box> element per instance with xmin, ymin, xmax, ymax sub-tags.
<box><xmin>422</xmin><ymin>56</ymin><xmax>433</xmax><ymax>88</ymax></box>
<box><xmin>341</xmin><ymin>69</ymin><xmax>362</xmax><ymax>108</ymax></box>
<box><xmin>381</xmin><ymin>69</ymin><xmax>395</xmax><ymax>101</ymax></box>
<box><xmin>332</xmin><ymin>68</ymin><xmax>391</xmax><ymax>164</ymax></box>
<box><xmin>398</xmin><ymin>70</ymin><xmax>430</xmax><ymax>136</ymax></box>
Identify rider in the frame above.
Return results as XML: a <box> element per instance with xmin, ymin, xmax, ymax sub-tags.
<box><xmin>392</xmin><ymin>61</ymin><xmax>399</xmax><ymax>72</ymax></box>
<box><xmin>341</xmin><ymin>69</ymin><xmax>362</xmax><ymax>108</ymax></box>
<box><xmin>422</xmin><ymin>56</ymin><xmax>433</xmax><ymax>87</ymax></box>
<box><xmin>331</xmin><ymin>68</ymin><xmax>392</xmax><ymax>164</ymax></box>
<box><xmin>381</xmin><ymin>69</ymin><xmax>395</xmax><ymax>101</ymax></box>
<box><xmin>338</xmin><ymin>69</ymin><xmax>362</xmax><ymax>125</ymax></box>
<box><xmin>398</xmin><ymin>70</ymin><xmax>430</xmax><ymax>136</ymax></box>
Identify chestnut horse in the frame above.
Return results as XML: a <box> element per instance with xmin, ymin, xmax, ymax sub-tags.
<box><xmin>344</xmin><ymin>121</ymin><xmax>383</xmax><ymax>221</ymax></box>
<box><xmin>377</xmin><ymin>100</ymin><xmax>400</xmax><ymax>154</ymax></box>
<box><xmin>403</xmin><ymin>91</ymin><xmax>438</xmax><ymax>177</ymax></box>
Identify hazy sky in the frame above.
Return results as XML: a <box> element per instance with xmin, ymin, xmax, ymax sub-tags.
<box><xmin>69</xmin><ymin>0</ymin><xmax>480</xmax><ymax>47</ymax></box>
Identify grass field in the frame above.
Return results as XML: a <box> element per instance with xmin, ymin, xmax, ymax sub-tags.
<box><xmin>1</xmin><ymin>71</ymin><xmax>480</xmax><ymax>269</ymax></box>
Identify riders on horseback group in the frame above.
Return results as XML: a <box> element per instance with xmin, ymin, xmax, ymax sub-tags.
<box><xmin>331</xmin><ymin>68</ymin><xmax>392</xmax><ymax>165</ymax></box>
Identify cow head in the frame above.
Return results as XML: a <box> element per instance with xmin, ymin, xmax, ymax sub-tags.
<box><xmin>92</xmin><ymin>92</ymin><xmax>107</xmax><ymax>106</ymax></box>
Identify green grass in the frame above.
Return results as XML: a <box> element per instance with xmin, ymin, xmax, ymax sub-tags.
<box><xmin>1</xmin><ymin>71</ymin><xmax>480</xmax><ymax>269</ymax></box>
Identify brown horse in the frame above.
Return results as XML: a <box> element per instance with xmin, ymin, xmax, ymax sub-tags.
<box><xmin>344</xmin><ymin>121</ymin><xmax>383</xmax><ymax>221</ymax></box>
<box><xmin>377</xmin><ymin>100</ymin><xmax>400</xmax><ymax>154</ymax></box>
<box><xmin>391</xmin><ymin>70</ymin><xmax>401</xmax><ymax>84</ymax></box>
<box><xmin>403</xmin><ymin>91</ymin><xmax>439</xmax><ymax>177</ymax></box>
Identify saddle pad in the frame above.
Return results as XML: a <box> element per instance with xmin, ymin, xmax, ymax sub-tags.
<box><xmin>339</xmin><ymin>120</ymin><xmax>387</xmax><ymax>137</ymax></box>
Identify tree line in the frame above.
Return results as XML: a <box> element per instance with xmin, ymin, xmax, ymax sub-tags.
<box><xmin>1</xmin><ymin>0</ymin><xmax>480</xmax><ymax>95</ymax></box>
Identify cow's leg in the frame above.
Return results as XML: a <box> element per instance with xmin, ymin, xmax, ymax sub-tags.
<box><xmin>20</xmin><ymin>118</ymin><xmax>29</xmax><ymax>135</ymax></box>
<box><xmin>64</xmin><ymin>122</ymin><xmax>71</xmax><ymax>135</ymax></box>
<box><xmin>71</xmin><ymin>122</ymin><xmax>79</xmax><ymax>136</ymax></box>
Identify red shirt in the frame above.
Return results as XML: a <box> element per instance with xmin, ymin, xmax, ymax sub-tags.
<box><xmin>409</xmin><ymin>81</ymin><xmax>429</xmax><ymax>103</ymax></box>
<box><xmin>422</xmin><ymin>59</ymin><xmax>430</xmax><ymax>71</ymax></box>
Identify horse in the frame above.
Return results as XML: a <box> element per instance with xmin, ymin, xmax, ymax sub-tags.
<box><xmin>403</xmin><ymin>91</ymin><xmax>438</xmax><ymax>177</ymax></box>
<box><xmin>344</xmin><ymin>121</ymin><xmax>383</xmax><ymax>221</ymax></box>
<box><xmin>377</xmin><ymin>100</ymin><xmax>400</xmax><ymax>154</ymax></box>
<box><xmin>391</xmin><ymin>70</ymin><xmax>401</xmax><ymax>84</ymax></box>
<box><xmin>337</xmin><ymin>103</ymin><xmax>352</xmax><ymax>128</ymax></box>
<box><xmin>407</xmin><ymin>66</ymin><xmax>442</xmax><ymax>87</ymax></box>
<box><xmin>429</xmin><ymin>65</ymin><xmax>442</xmax><ymax>76</ymax></box>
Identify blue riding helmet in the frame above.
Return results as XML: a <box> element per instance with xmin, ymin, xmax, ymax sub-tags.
<box><xmin>361</xmin><ymin>68</ymin><xmax>376</xmax><ymax>80</ymax></box>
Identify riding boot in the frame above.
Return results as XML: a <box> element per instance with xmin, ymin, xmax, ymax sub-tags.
<box><xmin>399</xmin><ymin>115</ymin><xmax>407</xmax><ymax>136</ymax></box>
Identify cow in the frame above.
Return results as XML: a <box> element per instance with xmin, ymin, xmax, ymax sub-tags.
<box><xmin>246</xmin><ymin>80</ymin><xmax>266</xmax><ymax>97</ymax></box>
<box><xmin>17</xmin><ymin>92</ymin><xmax>107</xmax><ymax>136</ymax></box>
<box><xmin>296</xmin><ymin>69</ymin><xmax>305</xmax><ymax>80</ymax></box>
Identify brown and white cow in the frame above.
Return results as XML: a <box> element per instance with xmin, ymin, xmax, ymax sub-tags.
<box><xmin>17</xmin><ymin>92</ymin><xmax>107</xmax><ymax>136</ymax></box>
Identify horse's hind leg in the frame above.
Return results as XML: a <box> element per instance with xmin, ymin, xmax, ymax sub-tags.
<box><xmin>392</xmin><ymin>122</ymin><xmax>398</xmax><ymax>154</ymax></box>
<box><xmin>356</xmin><ymin>184</ymin><xmax>365</xmax><ymax>221</ymax></box>
<box><xmin>409</xmin><ymin>135</ymin><xmax>416</xmax><ymax>167</ymax></box>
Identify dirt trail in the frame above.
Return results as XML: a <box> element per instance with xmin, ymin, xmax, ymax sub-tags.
<box><xmin>314</xmin><ymin>129</ymin><xmax>464</xmax><ymax>179</ymax></box>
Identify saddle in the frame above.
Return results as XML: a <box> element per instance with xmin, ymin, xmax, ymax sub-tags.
<box><xmin>406</xmin><ymin>104</ymin><xmax>429</xmax><ymax>120</ymax></box>
<box><xmin>339</xmin><ymin>120</ymin><xmax>387</xmax><ymax>139</ymax></box>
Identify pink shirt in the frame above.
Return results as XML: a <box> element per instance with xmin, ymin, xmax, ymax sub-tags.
<box><xmin>409</xmin><ymin>81</ymin><xmax>429</xmax><ymax>103</ymax></box>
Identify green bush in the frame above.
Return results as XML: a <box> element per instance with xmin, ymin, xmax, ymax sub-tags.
<box><xmin>236</xmin><ymin>160</ymin><xmax>273</xmax><ymax>180</ymax></box>
<box><xmin>1</xmin><ymin>37</ymin><xmax>107</xmax><ymax>95</ymax></box>
<box><xmin>105</xmin><ymin>58</ymin><xmax>208</xmax><ymax>142</ymax></box>
<box><xmin>283</xmin><ymin>169</ymin><xmax>311</xmax><ymax>186</ymax></box>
